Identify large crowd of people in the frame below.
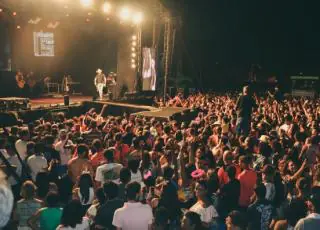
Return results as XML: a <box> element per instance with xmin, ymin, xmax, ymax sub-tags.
<box><xmin>0</xmin><ymin>85</ymin><xmax>319</xmax><ymax>230</ymax></box>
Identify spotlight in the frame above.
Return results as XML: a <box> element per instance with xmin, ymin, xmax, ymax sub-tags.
<box><xmin>131</xmin><ymin>59</ymin><xmax>135</xmax><ymax>63</ymax></box>
<box><xmin>17</xmin><ymin>25</ymin><xmax>21</xmax><ymax>29</ymax></box>
<box><xmin>119</xmin><ymin>7</ymin><xmax>131</xmax><ymax>21</ymax></box>
<box><xmin>80</xmin><ymin>0</ymin><xmax>93</xmax><ymax>7</ymax></box>
<box><xmin>13</xmin><ymin>12</ymin><xmax>17</xmax><ymax>16</ymax></box>
<box><xmin>88</xmin><ymin>12</ymin><xmax>92</xmax><ymax>16</ymax></box>
<box><xmin>131</xmin><ymin>47</ymin><xmax>136</xmax><ymax>52</ymax></box>
<box><xmin>133</xmin><ymin>12</ymin><xmax>143</xmax><ymax>24</ymax></box>
<box><xmin>102</xmin><ymin>2</ymin><xmax>111</xmax><ymax>13</ymax></box>
<box><xmin>132</xmin><ymin>53</ymin><xmax>136</xmax><ymax>58</ymax></box>
<box><xmin>0</xmin><ymin>9</ymin><xmax>3</xmax><ymax>12</ymax></box>
<box><xmin>131</xmin><ymin>64</ymin><xmax>136</xmax><ymax>69</ymax></box>
<box><xmin>132</xmin><ymin>41</ymin><xmax>137</xmax><ymax>46</ymax></box>
<box><xmin>132</xmin><ymin>35</ymin><xmax>137</xmax><ymax>40</ymax></box>
<box><xmin>106</xmin><ymin>17</ymin><xmax>110</xmax><ymax>21</ymax></box>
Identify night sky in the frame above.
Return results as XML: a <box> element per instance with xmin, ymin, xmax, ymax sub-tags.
<box><xmin>166</xmin><ymin>0</ymin><xmax>320</xmax><ymax>90</ymax></box>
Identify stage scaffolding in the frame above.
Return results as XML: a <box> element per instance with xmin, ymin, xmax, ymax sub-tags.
<box><xmin>151</xmin><ymin>0</ymin><xmax>180</xmax><ymax>102</ymax></box>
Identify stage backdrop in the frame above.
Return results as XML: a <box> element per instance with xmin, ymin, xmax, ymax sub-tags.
<box><xmin>11</xmin><ymin>22</ymin><xmax>119</xmax><ymax>96</ymax></box>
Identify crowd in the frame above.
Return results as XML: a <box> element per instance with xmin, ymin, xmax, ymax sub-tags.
<box><xmin>0</xmin><ymin>85</ymin><xmax>319</xmax><ymax>230</ymax></box>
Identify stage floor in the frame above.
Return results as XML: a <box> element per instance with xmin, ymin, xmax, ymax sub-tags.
<box><xmin>30</xmin><ymin>96</ymin><xmax>91</xmax><ymax>108</ymax></box>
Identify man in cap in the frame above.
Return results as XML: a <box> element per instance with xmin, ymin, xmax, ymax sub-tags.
<box><xmin>94</xmin><ymin>69</ymin><xmax>106</xmax><ymax>100</ymax></box>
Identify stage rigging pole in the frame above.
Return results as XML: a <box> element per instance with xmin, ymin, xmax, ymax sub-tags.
<box><xmin>163</xmin><ymin>13</ymin><xmax>175</xmax><ymax>104</ymax></box>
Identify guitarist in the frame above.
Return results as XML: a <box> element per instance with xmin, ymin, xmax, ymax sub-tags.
<box><xmin>15</xmin><ymin>71</ymin><xmax>32</xmax><ymax>96</ymax></box>
<box><xmin>15</xmin><ymin>71</ymin><xmax>25</xmax><ymax>89</ymax></box>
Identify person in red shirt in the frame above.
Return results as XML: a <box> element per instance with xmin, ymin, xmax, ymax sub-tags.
<box><xmin>90</xmin><ymin>139</ymin><xmax>106</xmax><ymax>169</ymax></box>
<box><xmin>218</xmin><ymin>150</ymin><xmax>241</xmax><ymax>187</ymax></box>
<box><xmin>114</xmin><ymin>133</ymin><xmax>130</xmax><ymax>166</ymax></box>
<box><xmin>237</xmin><ymin>155</ymin><xmax>257</xmax><ymax>209</ymax></box>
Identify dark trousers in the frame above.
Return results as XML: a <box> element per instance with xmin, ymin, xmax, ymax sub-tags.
<box><xmin>236</xmin><ymin>117</ymin><xmax>250</xmax><ymax>137</ymax></box>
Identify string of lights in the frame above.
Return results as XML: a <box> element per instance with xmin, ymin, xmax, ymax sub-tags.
<box><xmin>0</xmin><ymin>1</ymin><xmax>144</xmax><ymax>29</ymax></box>
<box><xmin>0</xmin><ymin>0</ymin><xmax>145</xmax><ymax>70</ymax></box>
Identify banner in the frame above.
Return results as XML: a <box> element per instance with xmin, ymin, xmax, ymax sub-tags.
<box><xmin>142</xmin><ymin>48</ymin><xmax>156</xmax><ymax>91</ymax></box>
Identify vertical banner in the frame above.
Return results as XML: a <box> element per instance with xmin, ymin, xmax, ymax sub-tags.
<box><xmin>142</xmin><ymin>48</ymin><xmax>156</xmax><ymax>91</ymax></box>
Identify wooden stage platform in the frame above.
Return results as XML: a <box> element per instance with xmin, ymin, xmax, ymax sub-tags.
<box><xmin>29</xmin><ymin>96</ymin><xmax>190</xmax><ymax>120</ymax></box>
<box><xmin>30</xmin><ymin>96</ymin><xmax>91</xmax><ymax>109</ymax></box>
<box><xmin>0</xmin><ymin>96</ymin><xmax>197</xmax><ymax>127</ymax></box>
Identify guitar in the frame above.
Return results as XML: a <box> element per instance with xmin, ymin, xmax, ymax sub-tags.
<box><xmin>16</xmin><ymin>72</ymin><xmax>26</xmax><ymax>89</ymax></box>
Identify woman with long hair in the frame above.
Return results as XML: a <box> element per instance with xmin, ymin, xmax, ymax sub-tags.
<box><xmin>152</xmin><ymin>182</ymin><xmax>182</xmax><ymax>227</ymax></box>
<box><xmin>128</xmin><ymin>159</ymin><xmax>143</xmax><ymax>185</ymax></box>
<box><xmin>86</xmin><ymin>187</ymin><xmax>106</xmax><ymax>223</ymax></box>
<box><xmin>189</xmin><ymin>180</ymin><xmax>219</xmax><ymax>228</ymax></box>
<box><xmin>73</xmin><ymin>173</ymin><xmax>94</xmax><ymax>216</ymax></box>
<box><xmin>57</xmin><ymin>199</ymin><xmax>89</xmax><ymax>230</ymax></box>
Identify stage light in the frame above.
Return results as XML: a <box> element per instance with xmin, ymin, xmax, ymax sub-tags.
<box><xmin>132</xmin><ymin>35</ymin><xmax>137</xmax><ymax>40</ymax></box>
<box><xmin>102</xmin><ymin>2</ymin><xmax>111</xmax><ymax>13</ymax></box>
<box><xmin>0</xmin><ymin>9</ymin><xmax>3</xmax><ymax>12</ymax></box>
<box><xmin>13</xmin><ymin>12</ymin><xmax>17</xmax><ymax>16</ymax></box>
<box><xmin>131</xmin><ymin>59</ymin><xmax>135</xmax><ymax>63</ymax></box>
<box><xmin>119</xmin><ymin>7</ymin><xmax>131</xmax><ymax>21</ymax></box>
<box><xmin>80</xmin><ymin>0</ymin><xmax>93</xmax><ymax>7</ymax></box>
<box><xmin>132</xmin><ymin>53</ymin><xmax>136</xmax><ymax>58</ymax></box>
<box><xmin>131</xmin><ymin>47</ymin><xmax>136</xmax><ymax>52</ymax></box>
<box><xmin>17</xmin><ymin>25</ymin><xmax>21</xmax><ymax>29</ymax></box>
<box><xmin>132</xmin><ymin>41</ymin><xmax>137</xmax><ymax>46</ymax></box>
<box><xmin>133</xmin><ymin>12</ymin><xmax>143</xmax><ymax>24</ymax></box>
<box><xmin>131</xmin><ymin>64</ymin><xmax>136</xmax><ymax>69</ymax></box>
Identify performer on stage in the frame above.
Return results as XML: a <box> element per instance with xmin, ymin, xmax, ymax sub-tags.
<box><xmin>62</xmin><ymin>74</ymin><xmax>73</xmax><ymax>93</ymax></box>
<box><xmin>94</xmin><ymin>69</ymin><xmax>106</xmax><ymax>100</ymax></box>
<box><xmin>15</xmin><ymin>71</ymin><xmax>25</xmax><ymax>89</ymax></box>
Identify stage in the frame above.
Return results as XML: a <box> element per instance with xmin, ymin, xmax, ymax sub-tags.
<box><xmin>0</xmin><ymin>96</ymin><xmax>199</xmax><ymax>127</ymax></box>
<box><xmin>30</xmin><ymin>96</ymin><xmax>91</xmax><ymax>109</ymax></box>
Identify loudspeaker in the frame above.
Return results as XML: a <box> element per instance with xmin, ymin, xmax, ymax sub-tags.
<box><xmin>64</xmin><ymin>95</ymin><xmax>69</xmax><ymax>106</ymax></box>
<box><xmin>0</xmin><ymin>112</ymin><xmax>18</xmax><ymax>127</ymax></box>
<box><xmin>169</xmin><ymin>87</ymin><xmax>176</xmax><ymax>97</ymax></box>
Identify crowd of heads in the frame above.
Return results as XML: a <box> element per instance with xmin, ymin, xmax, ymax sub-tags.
<box><xmin>0</xmin><ymin>86</ymin><xmax>319</xmax><ymax>229</ymax></box>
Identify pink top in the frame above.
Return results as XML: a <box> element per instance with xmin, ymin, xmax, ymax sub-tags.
<box><xmin>238</xmin><ymin>169</ymin><xmax>257</xmax><ymax>207</ymax></box>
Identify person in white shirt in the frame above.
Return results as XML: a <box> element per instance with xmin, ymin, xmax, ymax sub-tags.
<box><xmin>189</xmin><ymin>181</ymin><xmax>219</xmax><ymax>227</ymax></box>
<box><xmin>54</xmin><ymin>130</ymin><xmax>73</xmax><ymax>175</ymax></box>
<box><xmin>112</xmin><ymin>182</ymin><xmax>153</xmax><ymax>230</ymax></box>
<box><xmin>279</xmin><ymin>114</ymin><xmax>292</xmax><ymax>134</ymax></box>
<box><xmin>0</xmin><ymin>138</ymin><xmax>22</xmax><ymax>199</ymax></box>
<box><xmin>15</xmin><ymin>128</ymin><xmax>30</xmax><ymax>160</ymax></box>
<box><xmin>0</xmin><ymin>170</ymin><xmax>14</xmax><ymax>229</ymax></box>
<box><xmin>95</xmin><ymin>148</ymin><xmax>123</xmax><ymax>186</ymax></box>
<box><xmin>128</xmin><ymin>159</ymin><xmax>143</xmax><ymax>185</ymax></box>
<box><xmin>6</xmin><ymin>146</ymin><xmax>22</xmax><ymax>188</ymax></box>
<box><xmin>0</xmin><ymin>138</ymin><xmax>10</xmax><ymax>164</ymax></box>
<box><xmin>27</xmin><ymin>143</ymin><xmax>48</xmax><ymax>181</ymax></box>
